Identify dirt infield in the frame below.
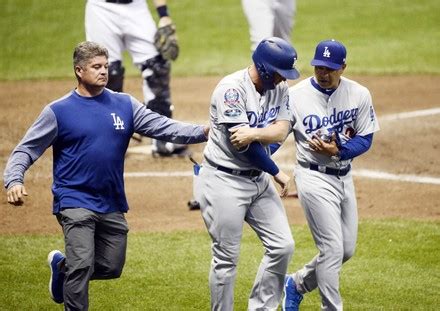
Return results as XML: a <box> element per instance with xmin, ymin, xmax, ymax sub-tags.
<box><xmin>0</xmin><ymin>75</ymin><xmax>439</xmax><ymax>234</ymax></box>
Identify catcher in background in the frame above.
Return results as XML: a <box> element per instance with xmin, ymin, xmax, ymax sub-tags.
<box><xmin>85</xmin><ymin>0</ymin><xmax>187</xmax><ymax>157</ymax></box>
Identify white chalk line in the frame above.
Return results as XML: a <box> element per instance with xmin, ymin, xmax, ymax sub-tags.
<box><xmin>125</xmin><ymin>107</ymin><xmax>440</xmax><ymax>185</ymax></box>
<box><xmin>379</xmin><ymin>107</ymin><xmax>440</xmax><ymax>121</ymax></box>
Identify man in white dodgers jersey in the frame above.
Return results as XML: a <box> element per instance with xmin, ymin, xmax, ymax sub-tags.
<box><xmin>85</xmin><ymin>0</ymin><xmax>188</xmax><ymax>157</ymax></box>
<box><xmin>280</xmin><ymin>39</ymin><xmax>380</xmax><ymax>310</ymax></box>
<box><xmin>194</xmin><ymin>37</ymin><xmax>300</xmax><ymax>310</ymax></box>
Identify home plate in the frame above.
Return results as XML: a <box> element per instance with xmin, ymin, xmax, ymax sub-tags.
<box><xmin>127</xmin><ymin>145</ymin><xmax>153</xmax><ymax>155</ymax></box>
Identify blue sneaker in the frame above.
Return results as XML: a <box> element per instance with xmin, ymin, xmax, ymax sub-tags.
<box><xmin>282</xmin><ymin>275</ymin><xmax>303</xmax><ymax>311</ymax></box>
<box><xmin>47</xmin><ymin>250</ymin><xmax>65</xmax><ymax>304</ymax></box>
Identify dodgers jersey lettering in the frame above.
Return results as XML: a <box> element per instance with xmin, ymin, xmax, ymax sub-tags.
<box><xmin>289</xmin><ymin>76</ymin><xmax>380</xmax><ymax>168</ymax></box>
<box><xmin>204</xmin><ymin>68</ymin><xmax>291</xmax><ymax>170</ymax></box>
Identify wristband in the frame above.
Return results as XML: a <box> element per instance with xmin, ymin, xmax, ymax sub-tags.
<box><xmin>156</xmin><ymin>5</ymin><xmax>169</xmax><ymax>18</ymax></box>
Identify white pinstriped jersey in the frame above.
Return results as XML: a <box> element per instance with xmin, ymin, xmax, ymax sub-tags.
<box><xmin>289</xmin><ymin>76</ymin><xmax>380</xmax><ymax>168</ymax></box>
<box><xmin>204</xmin><ymin>68</ymin><xmax>291</xmax><ymax>170</ymax></box>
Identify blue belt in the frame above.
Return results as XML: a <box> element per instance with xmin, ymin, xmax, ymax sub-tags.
<box><xmin>217</xmin><ymin>165</ymin><xmax>262</xmax><ymax>177</ymax></box>
<box><xmin>299</xmin><ymin>161</ymin><xmax>351</xmax><ymax>177</ymax></box>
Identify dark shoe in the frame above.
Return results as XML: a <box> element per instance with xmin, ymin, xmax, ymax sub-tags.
<box><xmin>47</xmin><ymin>250</ymin><xmax>65</xmax><ymax>304</ymax></box>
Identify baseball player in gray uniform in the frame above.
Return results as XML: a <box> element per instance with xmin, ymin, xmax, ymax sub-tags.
<box><xmin>281</xmin><ymin>39</ymin><xmax>381</xmax><ymax>310</ymax></box>
<box><xmin>4</xmin><ymin>41</ymin><xmax>208</xmax><ymax>310</ymax></box>
<box><xmin>85</xmin><ymin>0</ymin><xmax>188</xmax><ymax>156</ymax></box>
<box><xmin>241</xmin><ymin>0</ymin><xmax>296</xmax><ymax>52</ymax></box>
<box><xmin>193</xmin><ymin>37</ymin><xmax>300</xmax><ymax>310</ymax></box>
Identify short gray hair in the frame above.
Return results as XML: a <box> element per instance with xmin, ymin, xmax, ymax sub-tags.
<box><xmin>73</xmin><ymin>41</ymin><xmax>108</xmax><ymax>68</ymax></box>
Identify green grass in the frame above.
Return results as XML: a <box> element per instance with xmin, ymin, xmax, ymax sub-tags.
<box><xmin>0</xmin><ymin>220</ymin><xmax>439</xmax><ymax>310</ymax></box>
<box><xmin>1</xmin><ymin>0</ymin><xmax>439</xmax><ymax>80</ymax></box>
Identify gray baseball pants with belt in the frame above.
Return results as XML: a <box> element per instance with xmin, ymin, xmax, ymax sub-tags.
<box><xmin>195</xmin><ymin>164</ymin><xmax>295</xmax><ymax>310</ymax></box>
<box><xmin>293</xmin><ymin>166</ymin><xmax>358</xmax><ymax>311</ymax></box>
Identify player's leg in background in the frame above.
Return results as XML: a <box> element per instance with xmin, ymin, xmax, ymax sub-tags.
<box><xmin>293</xmin><ymin>168</ymin><xmax>345</xmax><ymax>310</ymax></box>
<box><xmin>246</xmin><ymin>175</ymin><xmax>294</xmax><ymax>309</ymax></box>
<box><xmin>107</xmin><ymin>60</ymin><xmax>125</xmax><ymax>92</ymax></box>
<box><xmin>273</xmin><ymin>0</ymin><xmax>296</xmax><ymax>44</ymax></box>
<box><xmin>138</xmin><ymin>56</ymin><xmax>190</xmax><ymax>156</ymax></box>
<box><xmin>126</xmin><ymin>2</ymin><xmax>189</xmax><ymax>156</ymax></box>
<box><xmin>241</xmin><ymin>0</ymin><xmax>274</xmax><ymax>52</ymax></box>
<box><xmin>85</xmin><ymin>0</ymin><xmax>125</xmax><ymax>92</ymax></box>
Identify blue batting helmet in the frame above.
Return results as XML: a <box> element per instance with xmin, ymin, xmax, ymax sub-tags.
<box><xmin>252</xmin><ymin>37</ymin><xmax>300</xmax><ymax>90</ymax></box>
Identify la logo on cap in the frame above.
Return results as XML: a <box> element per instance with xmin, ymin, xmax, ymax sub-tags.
<box><xmin>323</xmin><ymin>46</ymin><xmax>331</xmax><ymax>58</ymax></box>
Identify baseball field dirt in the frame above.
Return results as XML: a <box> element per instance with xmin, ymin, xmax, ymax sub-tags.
<box><xmin>0</xmin><ymin>75</ymin><xmax>439</xmax><ymax>234</ymax></box>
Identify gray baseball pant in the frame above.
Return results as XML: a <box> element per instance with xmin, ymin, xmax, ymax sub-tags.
<box><xmin>56</xmin><ymin>208</ymin><xmax>129</xmax><ymax>311</ymax></box>
<box><xmin>196</xmin><ymin>165</ymin><xmax>295</xmax><ymax>310</ymax></box>
<box><xmin>294</xmin><ymin>167</ymin><xmax>358</xmax><ymax>311</ymax></box>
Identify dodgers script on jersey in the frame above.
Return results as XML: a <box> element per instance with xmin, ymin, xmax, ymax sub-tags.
<box><xmin>204</xmin><ymin>68</ymin><xmax>291</xmax><ymax>170</ymax></box>
<box><xmin>290</xmin><ymin>76</ymin><xmax>380</xmax><ymax>168</ymax></box>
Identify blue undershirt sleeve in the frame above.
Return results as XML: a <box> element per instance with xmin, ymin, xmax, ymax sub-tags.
<box><xmin>242</xmin><ymin>142</ymin><xmax>280</xmax><ymax>176</ymax></box>
<box><xmin>226</xmin><ymin>123</ymin><xmax>279</xmax><ymax>176</ymax></box>
<box><xmin>269</xmin><ymin>143</ymin><xmax>282</xmax><ymax>155</ymax></box>
<box><xmin>338</xmin><ymin>133</ymin><xmax>373</xmax><ymax>160</ymax></box>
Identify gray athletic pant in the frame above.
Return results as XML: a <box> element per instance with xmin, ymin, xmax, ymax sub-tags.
<box><xmin>56</xmin><ymin>208</ymin><xmax>129</xmax><ymax>311</ymax></box>
<box><xmin>195</xmin><ymin>164</ymin><xmax>295</xmax><ymax>310</ymax></box>
<box><xmin>294</xmin><ymin>167</ymin><xmax>358</xmax><ymax>311</ymax></box>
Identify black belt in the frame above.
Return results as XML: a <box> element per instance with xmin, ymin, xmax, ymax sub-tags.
<box><xmin>299</xmin><ymin>161</ymin><xmax>351</xmax><ymax>177</ymax></box>
<box><xmin>106</xmin><ymin>0</ymin><xmax>132</xmax><ymax>4</ymax></box>
<box><xmin>217</xmin><ymin>165</ymin><xmax>262</xmax><ymax>177</ymax></box>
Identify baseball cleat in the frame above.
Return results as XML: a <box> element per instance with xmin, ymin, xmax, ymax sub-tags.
<box><xmin>187</xmin><ymin>199</ymin><xmax>201</xmax><ymax>210</ymax></box>
<box><xmin>47</xmin><ymin>250</ymin><xmax>65</xmax><ymax>304</ymax></box>
<box><xmin>282</xmin><ymin>275</ymin><xmax>303</xmax><ymax>311</ymax></box>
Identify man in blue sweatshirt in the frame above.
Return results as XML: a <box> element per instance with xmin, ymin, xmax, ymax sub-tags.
<box><xmin>3</xmin><ymin>41</ymin><xmax>208</xmax><ymax>311</ymax></box>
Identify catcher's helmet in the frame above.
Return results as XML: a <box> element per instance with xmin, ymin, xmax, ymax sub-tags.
<box><xmin>252</xmin><ymin>37</ymin><xmax>300</xmax><ymax>90</ymax></box>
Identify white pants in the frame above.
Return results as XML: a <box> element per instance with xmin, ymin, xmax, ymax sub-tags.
<box><xmin>241</xmin><ymin>0</ymin><xmax>296</xmax><ymax>51</ymax></box>
<box><xmin>85</xmin><ymin>0</ymin><xmax>158</xmax><ymax>64</ymax></box>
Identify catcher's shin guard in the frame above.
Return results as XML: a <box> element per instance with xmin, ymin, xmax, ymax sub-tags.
<box><xmin>107</xmin><ymin>61</ymin><xmax>125</xmax><ymax>92</ymax></box>
<box><xmin>140</xmin><ymin>55</ymin><xmax>173</xmax><ymax>118</ymax></box>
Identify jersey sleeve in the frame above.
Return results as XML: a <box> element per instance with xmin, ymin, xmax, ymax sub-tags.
<box><xmin>131</xmin><ymin>97</ymin><xmax>207</xmax><ymax>144</ymax></box>
<box><xmin>354</xmin><ymin>89</ymin><xmax>380</xmax><ymax>136</ymax></box>
<box><xmin>275</xmin><ymin>84</ymin><xmax>292</xmax><ymax>121</ymax></box>
<box><xmin>213</xmin><ymin>85</ymin><xmax>248</xmax><ymax>125</ymax></box>
<box><xmin>3</xmin><ymin>106</ymin><xmax>58</xmax><ymax>188</ymax></box>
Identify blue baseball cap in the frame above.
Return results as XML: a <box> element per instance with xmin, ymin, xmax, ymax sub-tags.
<box><xmin>311</xmin><ymin>39</ymin><xmax>346</xmax><ymax>70</ymax></box>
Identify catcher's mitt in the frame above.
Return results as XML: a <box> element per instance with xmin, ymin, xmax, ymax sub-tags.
<box><xmin>154</xmin><ymin>24</ymin><xmax>179</xmax><ymax>61</ymax></box>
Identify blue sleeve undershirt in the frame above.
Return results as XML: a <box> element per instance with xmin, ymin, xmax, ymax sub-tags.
<box><xmin>227</xmin><ymin>124</ymin><xmax>279</xmax><ymax>176</ymax></box>
<box><xmin>338</xmin><ymin>133</ymin><xmax>373</xmax><ymax>160</ymax></box>
<box><xmin>269</xmin><ymin>143</ymin><xmax>282</xmax><ymax>155</ymax></box>
<box><xmin>243</xmin><ymin>142</ymin><xmax>280</xmax><ymax>176</ymax></box>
